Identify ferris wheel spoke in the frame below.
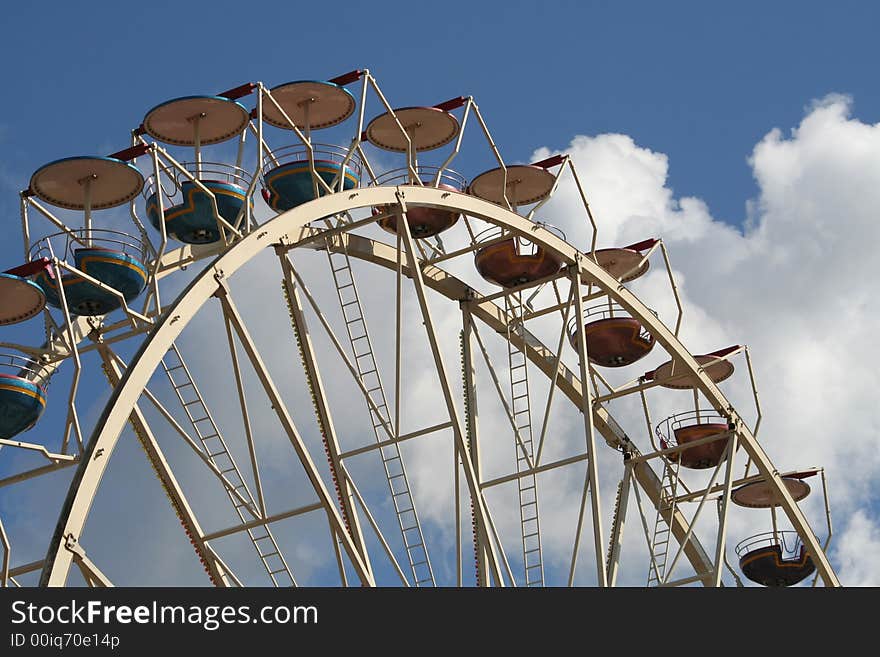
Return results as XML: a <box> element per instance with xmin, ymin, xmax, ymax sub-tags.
<box><xmin>106</xmin><ymin>346</ymin><xmax>302</xmax><ymax>586</ymax></box>
<box><xmin>570</xmin><ymin>264</ymin><xmax>607</xmax><ymax>587</ymax></box>
<box><xmin>473</xmin><ymin>302</ymin><xmax>544</xmax><ymax>586</ymax></box>
<box><xmin>395</xmin><ymin>194</ymin><xmax>505</xmax><ymax>586</ymax></box>
<box><xmin>8</xmin><ymin>560</ymin><xmax>43</xmax><ymax>583</ymax></box>
<box><xmin>118</xmin><ymin>374</ymin><xmax>262</xmax><ymax>522</ymax></box>
<box><xmin>214</xmin><ymin>281</ymin><xmax>375</xmax><ymax>586</ymax></box>
<box><xmin>287</xmin><ymin>252</ymin><xmax>436</xmax><ymax>586</ymax></box>
<box><xmin>629</xmin><ymin>460</ymin><xmax>714</xmax><ymax>586</ymax></box>
<box><xmin>468</xmin><ymin>318</ymin><xmax>536</xmax><ymax>472</ymax></box>
<box><xmin>160</xmin><ymin>343</ymin><xmax>263</xmax><ymax>519</ymax></box>
<box><xmin>567</xmin><ymin>470</ymin><xmax>592</xmax><ymax>586</ymax></box>
<box><xmin>203</xmin><ymin>544</ymin><xmax>245</xmax><ymax>587</ymax></box>
<box><xmin>285</xmin><ymin>264</ymin><xmax>394</xmax><ymax>443</ymax></box>
<box><xmin>454</xmin><ymin>441</ymin><xmax>462</xmax><ymax>587</ymax></box>
<box><xmin>711</xmin><ymin>434</ymin><xmax>739</xmax><ymax>587</ymax></box>
<box><xmin>0</xmin><ymin>516</ymin><xmax>10</xmax><ymax>588</ymax></box>
<box><xmin>477</xmin><ymin>491</ymin><xmax>517</xmax><ymax>587</ymax></box>
<box><xmin>315</xmin><ymin>229</ymin><xmax>719</xmax><ymax>585</ymax></box>
<box><xmin>652</xmin><ymin>435</ymin><xmax>740</xmax><ymax>587</ymax></box>
<box><xmin>221</xmin><ymin>309</ymin><xmax>267</xmax><ymax>518</ymax></box>
<box><xmin>631</xmin><ymin>471</ymin><xmax>665</xmax><ymax>584</ymax></box>
<box><xmin>0</xmin><ymin>461</ymin><xmax>79</xmax><ymax>489</ymax></box>
<box><xmin>533</xmin><ymin>283</ymin><xmax>576</xmax><ymax>468</ymax></box>
<box><xmin>605</xmin><ymin>461</ymin><xmax>633</xmax><ymax>587</ymax></box>
<box><xmin>659</xmin><ymin>441</ymin><xmax>732</xmax><ymax>586</ymax></box>
<box><xmin>460</xmin><ymin>305</ymin><xmax>488</xmax><ymax>586</ymax></box>
<box><xmin>329</xmin><ymin>525</ymin><xmax>348</xmax><ymax>587</ymax></box>
<box><xmin>96</xmin><ymin>345</ymin><xmax>227</xmax><ymax>586</ymax></box>
<box><xmin>68</xmin><ymin>544</ymin><xmax>113</xmax><ymax>588</ymax></box>
<box><xmin>279</xmin><ymin>251</ymin><xmax>373</xmax><ymax>581</ymax></box>
<box><xmin>505</xmin><ymin>290</ymin><xmax>545</xmax><ymax>587</ymax></box>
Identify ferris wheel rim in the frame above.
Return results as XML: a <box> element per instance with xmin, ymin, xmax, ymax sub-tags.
<box><xmin>38</xmin><ymin>185</ymin><xmax>838</xmax><ymax>587</ymax></box>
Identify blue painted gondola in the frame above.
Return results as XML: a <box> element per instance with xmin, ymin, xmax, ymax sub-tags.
<box><xmin>35</xmin><ymin>247</ymin><xmax>147</xmax><ymax>316</ymax></box>
<box><xmin>0</xmin><ymin>373</ymin><xmax>46</xmax><ymax>439</ymax></box>
<box><xmin>146</xmin><ymin>180</ymin><xmax>250</xmax><ymax>244</ymax></box>
<box><xmin>140</xmin><ymin>94</ymin><xmax>252</xmax><ymax>244</ymax></box>
<box><xmin>258</xmin><ymin>81</ymin><xmax>360</xmax><ymax>212</ymax></box>
<box><xmin>263</xmin><ymin>160</ymin><xmax>358</xmax><ymax>212</ymax></box>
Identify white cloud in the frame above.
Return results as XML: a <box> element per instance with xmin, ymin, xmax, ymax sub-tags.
<box><xmin>529</xmin><ymin>93</ymin><xmax>880</xmax><ymax>584</ymax></box>
<box><xmin>834</xmin><ymin>509</ymin><xmax>880</xmax><ymax>586</ymax></box>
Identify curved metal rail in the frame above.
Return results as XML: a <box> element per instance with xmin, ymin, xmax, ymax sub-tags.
<box><xmin>38</xmin><ymin>186</ymin><xmax>838</xmax><ymax>586</ymax></box>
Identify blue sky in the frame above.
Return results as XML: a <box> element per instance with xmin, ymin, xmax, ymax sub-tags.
<box><xmin>1</xmin><ymin>1</ymin><xmax>878</xmax><ymax>586</ymax></box>
<box><xmin>2</xmin><ymin>1</ymin><xmax>877</xmax><ymax>225</ymax></box>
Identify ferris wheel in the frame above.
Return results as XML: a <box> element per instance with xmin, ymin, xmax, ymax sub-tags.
<box><xmin>0</xmin><ymin>69</ymin><xmax>839</xmax><ymax>588</ymax></box>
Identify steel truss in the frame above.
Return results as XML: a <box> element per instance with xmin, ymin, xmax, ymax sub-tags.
<box><xmin>16</xmin><ymin>186</ymin><xmax>836</xmax><ymax>588</ymax></box>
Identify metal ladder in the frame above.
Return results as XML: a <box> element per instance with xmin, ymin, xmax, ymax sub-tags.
<box><xmin>647</xmin><ymin>457</ymin><xmax>681</xmax><ymax>586</ymax></box>
<box><xmin>161</xmin><ymin>343</ymin><xmax>296</xmax><ymax>587</ymax></box>
<box><xmin>505</xmin><ymin>292</ymin><xmax>544</xmax><ymax>587</ymax></box>
<box><xmin>98</xmin><ymin>353</ymin><xmax>229</xmax><ymax>588</ymax></box>
<box><xmin>325</xmin><ymin>238</ymin><xmax>435</xmax><ymax>587</ymax></box>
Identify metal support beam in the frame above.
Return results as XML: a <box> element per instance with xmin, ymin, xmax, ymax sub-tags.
<box><xmin>215</xmin><ymin>281</ymin><xmax>375</xmax><ymax>586</ymax></box>
<box><xmin>96</xmin><ymin>345</ymin><xmax>226</xmax><ymax>586</ymax></box>
<box><xmin>201</xmin><ymin>503</ymin><xmax>324</xmax><ymax>542</ymax></box>
<box><xmin>570</xmin><ymin>263</ymin><xmax>607</xmax><ymax>587</ymax></box>
<box><xmin>661</xmin><ymin>446</ymin><xmax>730</xmax><ymax>585</ymax></box>
<box><xmin>395</xmin><ymin>190</ymin><xmax>504</xmax><ymax>585</ymax></box>
<box><xmin>712</xmin><ymin>434</ymin><xmax>738</xmax><ymax>587</ymax></box>
<box><xmin>0</xmin><ymin>516</ymin><xmax>9</xmax><ymax>587</ymax></box>
<box><xmin>607</xmin><ymin>460</ymin><xmax>633</xmax><ymax>587</ymax></box>
<box><xmin>461</xmin><ymin>303</ymin><xmax>489</xmax><ymax>586</ymax></box>
<box><xmin>279</xmin><ymin>251</ymin><xmax>373</xmax><ymax>581</ymax></box>
<box><xmin>40</xmin><ymin>187</ymin><xmax>832</xmax><ymax>586</ymax></box>
<box><xmin>0</xmin><ymin>461</ymin><xmax>78</xmax><ymax>489</ymax></box>
<box><xmin>222</xmin><ymin>300</ymin><xmax>267</xmax><ymax>518</ymax></box>
<box><xmin>66</xmin><ymin>538</ymin><xmax>113</xmax><ymax>588</ymax></box>
<box><xmin>338</xmin><ymin>422</ymin><xmax>452</xmax><ymax>460</ymax></box>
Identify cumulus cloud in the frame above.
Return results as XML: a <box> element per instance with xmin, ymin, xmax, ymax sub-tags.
<box><xmin>530</xmin><ymin>93</ymin><xmax>880</xmax><ymax>584</ymax></box>
<box><xmin>835</xmin><ymin>510</ymin><xmax>880</xmax><ymax>586</ymax></box>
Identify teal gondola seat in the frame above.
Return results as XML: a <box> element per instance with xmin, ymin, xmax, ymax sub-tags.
<box><xmin>263</xmin><ymin>160</ymin><xmax>358</xmax><ymax>212</ymax></box>
<box><xmin>146</xmin><ymin>180</ymin><xmax>250</xmax><ymax>244</ymax></box>
<box><xmin>35</xmin><ymin>247</ymin><xmax>147</xmax><ymax>316</ymax></box>
<box><xmin>0</xmin><ymin>374</ymin><xmax>46</xmax><ymax>439</ymax></box>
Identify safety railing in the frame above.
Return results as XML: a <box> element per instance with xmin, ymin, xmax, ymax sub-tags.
<box><xmin>473</xmin><ymin>221</ymin><xmax>566</xmax><ymax>257</ymax></box>
<box><xmin>30</xmin><ymin>228</ymin><xmax>148</xmax><ymax>264</ymax></box>
<box><xmin>566</xmin><ymin>301</ymin><xmax>656</xmax><ymax>344</ymax></box>
<box><xmin>735</xmin><ymin>530</ymin><xmax>805</xmax><ymax>560</ymax></box>
<box><xmin>655</xmin><ymin>409</ymin><xmax>730</xmax><ymax>449</ymax></box>
<box><xmin>372</xmin><ymin>165</ymin><xmax>467</xmax><ymax>190</ymax></box>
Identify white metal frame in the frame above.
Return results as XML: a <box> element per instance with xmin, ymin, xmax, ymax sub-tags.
<box><xmin>0</xmin><ymin>68</ymin><xmax>836</xmax><ymax>587</ymax></box>
<box><xmin>29</xmin><ymin>186</ymin><xmax>837</xmax><ymax>587</ymax></box>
